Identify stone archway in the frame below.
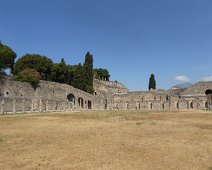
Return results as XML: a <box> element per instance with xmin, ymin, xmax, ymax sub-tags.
<box><xmin>190</xmin><ymin>101</ymin><xmax>193</xmax><ymax>109</ymax></box>
<box><xmin>205</xmin><ymin>89</ymin><xmax>212</xmax><ymax>110</ymax></box>
<box><xmin>78</xmin><ymin>97</ymin><xmax>84</xmax><ymax>109</ymax></box>
<box><xmin>104</xmin><ymin>99</ymin><xmax>108</xmax><ymax>110</ymax></box>
<box><xmin>88</xmin><ymin>100</ymin><xmax>92</xmax><ymax>109</ymax></box>
<box><xmin>67</xmin><ymin>93</ymin><xmax>75</xmax><ymax>109</ymax></box>
<box><xmin>162</xmin><ymin>103</ymin><xmax>165</xmax><ymax>109</ymax></box>
<box><xmin>67</xmin><ymin>93</ymin><xmax>75</xmax><ymax>103</ymax></box>
<box><xmin>150</xmin><ymin>103</ymin><xmax>153</xmax><ymax>110</ymax></box>
<box><xmin>176</xmin><ymin>102</ymin><xmax>179</xmax><ymax>110</ymax></box>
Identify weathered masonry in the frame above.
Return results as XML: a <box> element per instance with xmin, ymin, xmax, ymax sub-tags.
<box><xmin>0</xmin><ymin>77</ymin><xmax>94</xmax><ymax>114</ymax></box>
<box><xmin>0</xmin><ymin>77</ymin><xmax>212</xmax><ymax>114</ymax></box>
<box><xmin>93</xmin><ymin>79</ymin><xmax>212</xmax><ymax>111</ymax></box>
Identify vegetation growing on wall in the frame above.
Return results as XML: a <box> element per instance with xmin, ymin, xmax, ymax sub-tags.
<box><xmin>15</xmin><ymin>68</ymin><xmax>41</xmax><ymax>85</ymax></box>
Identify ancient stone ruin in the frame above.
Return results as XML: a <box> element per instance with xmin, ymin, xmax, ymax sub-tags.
<box><xmin>0</xmin><ymin>77</ymin><xmax>212</xmax><ymax>114</ymax></box>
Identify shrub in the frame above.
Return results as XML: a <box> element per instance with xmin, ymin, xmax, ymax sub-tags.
<box><xmin>16</xmin><ymin>69</ymin><xmax>41</xmax><ymax>85</ymax></box>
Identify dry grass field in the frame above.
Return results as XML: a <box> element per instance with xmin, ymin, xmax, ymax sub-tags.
<box><xmin>0</xmin><ymin>110</ymin><xmax>212</xmax><ymax>170</ymax></box>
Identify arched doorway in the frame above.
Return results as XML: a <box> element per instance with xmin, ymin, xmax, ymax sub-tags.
<box><xmin>205</xmin><ymin>102</ymin><xmax>208</xmax><ymax>109</ymax></box>
<box><xmin>162</xmin><ymin>103</ymin><xmax>165</xmax><ymax>109</ymax></box>
<box><xmin>205</xmin><ymin>89</ymin><xmax>212</xmax><ymax>110</ymax></box>
<box><xmin>88</xmin><ymin>100</ymin><xmax>92</xmax><ymax>109</ymax></box>
<box><xmin>67</xmin><ymin>93</ymin><xmax>75</xmax><ymax>109</ymax></box>
<box><xmin>176</xmin><ymin>102</ymin><xmax>179</xmax><ymax>110</ymax></box>
<box><xmin>78</xmin><ymin>97</ymin><xmax>84</xmax><ymax>109</ymax></box>
<box><xmin>104</xmin><ymin>99</ymin><xmax>108</xmax><ymax>110</ymax></box>
<box><xmin>190</xmin><ymin>101</ymin><xmax>193</xmax><ymax>109</ymax></box>
<box><xmin>67</xmin><ymin>93</ymin><xmax>75</xmax><ymax>103</ymax></box>
<box><xmin>150</xmin><ymin>103</ymin><xmax>153</xmax><ymax>110</ymax></box>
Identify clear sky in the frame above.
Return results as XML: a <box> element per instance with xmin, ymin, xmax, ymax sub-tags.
<box><xmin>0</xmin><ymin>0</ymin><xmax>211</xmax><ymax>91</ymax></box>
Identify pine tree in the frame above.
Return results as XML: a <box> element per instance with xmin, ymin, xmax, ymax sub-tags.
<box><xmin>148</xmin><ymin>74</ymin><xmax>156</xmax><ymax>90</ymax></box>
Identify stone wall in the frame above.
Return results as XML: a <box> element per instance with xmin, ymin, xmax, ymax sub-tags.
<box><xmin>0</xmin><ymin>97</ymin><xmax>70</xmax><ymax>114</ymax></box>
<box><xmin>0</xmin><ymin>77</ymin><xmax>211</xmax><ymax>114</ymax></box>
<box><xmin>93</xmin><ymin>79</ymin><xmax>129</xmax><ymax>95</ymax></box>
<box><xmin>94</xmin><ymin>80</ymin><xmax>211</xmax><ymax>111</ymax></box>
<box><xmin>0</xmin><ymin>77</ymin><xmax>94</xmax><ymax>114</ymax></box>
<box><xmin>181</xmin><ymin>81</ymin><xmax>212</xmax><ymax>96</ymax></box>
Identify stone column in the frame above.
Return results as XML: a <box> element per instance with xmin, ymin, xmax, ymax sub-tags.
<box><xmin>0</xmin><ymin>98</ymin><xmax>4</xmax><ymax>114</ymax></box>
<box><xmin>39</xmin><ymin>99</ymin><xmax>42</xmax><ymax>112</ymax></box>
<box><xmin>52</xmin><ymin>101</ymin><xmax>55</xmax><ymax>112</ymax></box>
<box><xmin>31</xmin><ymin>99</ymin><xmax>34</xmax><ymax>112</ymax></box>
<box><xmin>46</xmin><ymin>100</ymin><xmax>49</xmax><ymax>111</ymax></box>
<box><xmin>22</xmin><ymin>99</ymin><xmax>25</xmax><ymax>113</ymax></box>
<box><xmin>13</xmin><ymin>98</ymin><xmax>16</xmax><ymax>114</ymax></box>
<box><xmin>58</xmin><ymin>101</ymin><xmax>61</xmax><ymax>111</ymax></box>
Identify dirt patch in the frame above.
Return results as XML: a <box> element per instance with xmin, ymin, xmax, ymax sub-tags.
<box><xmin>0</xmin><ymin>110</ymin><xmax>212</xmax><ymax>170</ymax></box>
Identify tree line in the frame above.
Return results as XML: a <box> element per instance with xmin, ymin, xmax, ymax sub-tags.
<box><xmin>0</xmin><ymin>42</ymin><xmax>110</xmax><ymax>94</ymax></box>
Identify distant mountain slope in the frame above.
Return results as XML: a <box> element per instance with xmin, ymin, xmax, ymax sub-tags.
<box><xmin>172</xmin><ymin>82</ymin><xmax>192</xmax><ymax>89</ymax></box>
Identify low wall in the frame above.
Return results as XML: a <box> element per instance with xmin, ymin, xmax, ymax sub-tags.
<box><xmin>0</xmin><ymin>97</ymin><xmax>84</xmax><ymax>114</ymax></box>
<box><xmin>111</xmin><ymin>99</ymin><xmax>207</xmax><ymax>111</ymax></box>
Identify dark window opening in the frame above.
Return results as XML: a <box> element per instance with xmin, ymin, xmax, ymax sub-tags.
<box><xmin>67</xmin><ymin>93</ymin><xmax>75</xmax><ymax>104</ymax></box>
<box><xmin>88</xmin><ymin>100</ymin><xmax>92</xmax><ymax>109</ymax></box>
<box><xmin>78</xmin><ymin>97</ymin><xmax>84</xmax><ymax>108</ymax></box>
<box><xmin>162</xmin><ymin>103</ymin><xmax>165</xmax><ymax>109</ymax></box>
<box><xmin>176</xmin><ymin>102</ymin><xmax>179</xmax><ymax>109</ymax></box>
<box><xmin>205</xmin><ymin>89</ymin><xmax>212</xmax><ymax>95</ymax></box>
<box><xmin>150</xmin><ymin>103</ymin><xmax>153</xmax><ymax>109</ymax></box>
<box><xmin>190</xmin><ymin>102</ymin><xmax>193</xmax><ymax>109</ymax></box>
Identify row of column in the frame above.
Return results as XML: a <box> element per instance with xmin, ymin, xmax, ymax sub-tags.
<box><xmin>0</xmin><ymin>97</ymin><xmax>93</xmax><ymax>114</ymax></box>
<box><xmin>113</xmin><ymin>100</ymin><xmax>207</xmax><ymax>111</ymax></box>
<box><xmin>0</xmin><ymin>98</ymin><xmax>68</xmax><ymax>114</ymax></box>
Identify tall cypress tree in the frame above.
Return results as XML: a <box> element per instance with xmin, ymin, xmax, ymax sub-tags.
<box><xmin>83</xmin><ymin>52</ymin><xmax>94</xmax><ymax>94</ymax></box>
<box><xmin>148</xmin><ymin>74</ymin><xmax>156</xmax><ymax>90</ymax></box>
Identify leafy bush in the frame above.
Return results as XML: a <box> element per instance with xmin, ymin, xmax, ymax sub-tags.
<box><xmin>16</xmin><ymin>69</ymin><xmax>41</xmax><ymax>85</ymax></box>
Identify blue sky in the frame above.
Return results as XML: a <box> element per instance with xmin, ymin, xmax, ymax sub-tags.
<box><xmin>0</xmin><ymin>0</ymin><xmax>211</xmax><ymax>91</ymax></box>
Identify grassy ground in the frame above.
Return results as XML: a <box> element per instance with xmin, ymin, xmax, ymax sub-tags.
<box><xmin>0</xmin><ymin>110</ymin><xmax>212</xmax><ymax>170</ymax></box>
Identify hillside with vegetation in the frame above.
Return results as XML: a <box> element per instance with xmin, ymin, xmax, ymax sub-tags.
<box><xmin>0</xmin><ymin>42</ymin><xmax>110</xmax><ymax>94</ymax></box>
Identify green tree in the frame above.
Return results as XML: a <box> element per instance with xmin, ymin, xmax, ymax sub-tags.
<box><xmin>0</xmin><ymin>43</ymin><xmax>17</xmax><ymax>75</ymax></box>
<box><xmin>14</xmin><ymin>54</ymin><xmax>53</xmax><ymax>80</ymax></box>
<box><xmin>71</xmin><ymin>63</ymin><xmax>86</xmax><ymax>91</ymax></box>
<box><xmin>15</xmin><ymin>69</ymin><xmax>41</xmax><ymax>85</ymax></box>
<box><xmin>67</xmin><ymin>65</ymin><xmax>77</xmax><ymax>85</ymax></box>
<box><xmin>83</xmin><ymin>52</ymin><xmax>94</xmax><ymax>94</ymax></box>
<box><xmin>50</xmin><ymin>58</ymin><xmax>69</xmax><ymax>84</ymax></box>
<box><xmin>93</xmin><ymin>68</ymin><xmax>110</xmax><ymax>81</ymax></box>
<box><xmin>148</xmin><ymin>74</ymin><xmax>156</xmax><ymax>90</ymax></box>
